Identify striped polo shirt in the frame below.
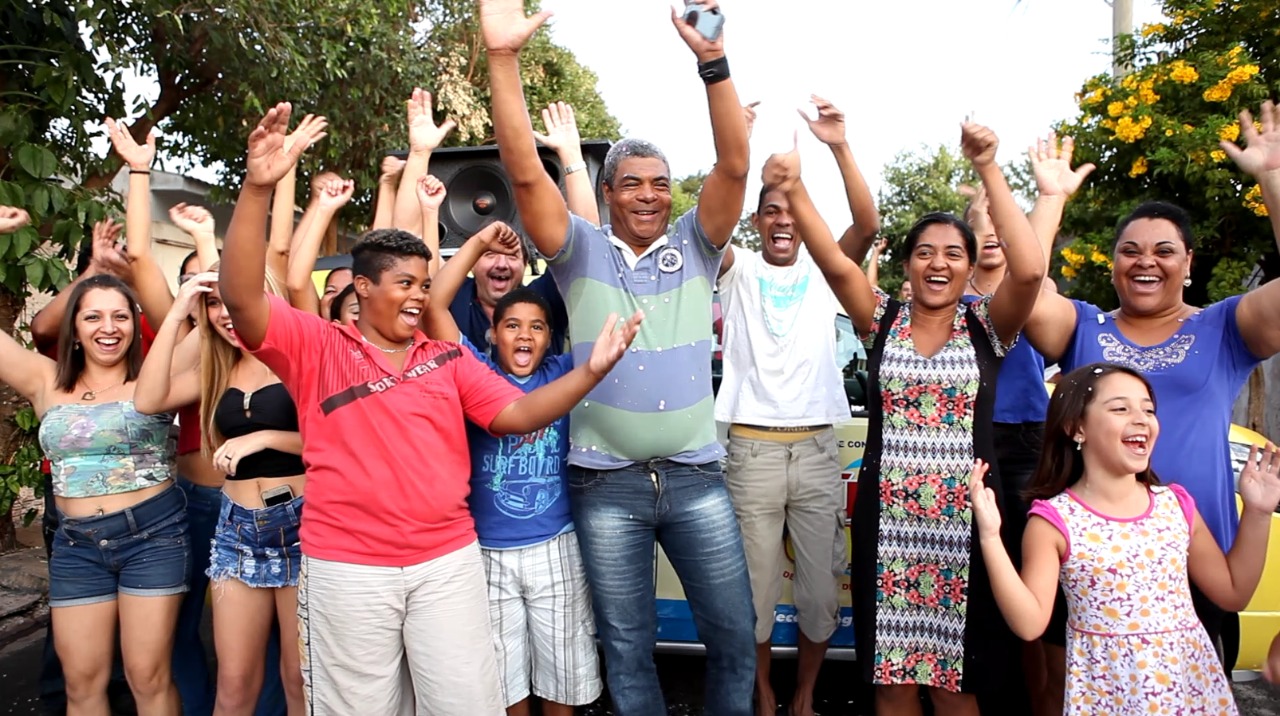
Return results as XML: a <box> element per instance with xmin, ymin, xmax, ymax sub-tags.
<box><xmin>549</xmin><ymin>209</ymin><xmax>726</xmax><ymax>469</ymax></box>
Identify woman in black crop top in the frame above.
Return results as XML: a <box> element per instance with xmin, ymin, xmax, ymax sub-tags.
<box><xmin>135</xmin><ymin>269</ymin><xmax>307</xmax><ymax>715</ymax></box>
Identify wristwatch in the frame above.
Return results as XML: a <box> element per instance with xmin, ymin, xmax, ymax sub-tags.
<box><xmin>564</xmin><ymin>161</ymin><xmax>587</xmax><ymax>175</ymax></box>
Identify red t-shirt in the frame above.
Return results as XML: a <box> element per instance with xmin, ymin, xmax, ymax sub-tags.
<box><xmin>251</xmin><ymin>294</ymin><xmax>524</xmax><ymax>567</ymax></box>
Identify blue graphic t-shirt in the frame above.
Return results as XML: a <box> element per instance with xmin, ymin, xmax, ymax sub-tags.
<box><xmin>1060</xmin><ymin>296</ymin><xmax>1260</xmax><ymax>550</ymax></box>
<box><xmin>461</xmin><ymin>336</ymin><xmax>574</xmax><ymax>549</ymax></box>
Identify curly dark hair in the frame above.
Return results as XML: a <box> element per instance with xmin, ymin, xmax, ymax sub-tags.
<box><xmin>350</xmin><ymin>229</ymin><xmax>433</xmax><ymax>283</ymax></box>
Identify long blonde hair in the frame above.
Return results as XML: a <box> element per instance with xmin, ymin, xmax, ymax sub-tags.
<box><xmin>196</xmin><ymin>264</ymin><xmax>285</xmax><ymax>456</ymax></box>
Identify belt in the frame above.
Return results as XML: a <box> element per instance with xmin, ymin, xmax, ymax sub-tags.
<box><xmin>732</xmin><ymin>424</ymin><xmax>831</xmax><ymax>433</ymax></box>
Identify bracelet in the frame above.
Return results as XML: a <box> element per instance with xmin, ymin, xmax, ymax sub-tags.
<box><xmin>129</xmin><ymin>169</ymin><xmax>151</xmax><ymax>175</ymax></box>
<box><xmin>563</xmin><ymin>161</ymin><xmax>587</xmax><ymax>175</ymax></box>
<box><xmin>697</xmin><ymin>56</ymin><xmax>730</xmax><ymax>85</ymax></box>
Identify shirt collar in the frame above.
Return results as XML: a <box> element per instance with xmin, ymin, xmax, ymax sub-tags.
<box><xmin>607</xmin><ymin>232</ymin><xmax>669</xmax><ymax>270</ymax></box>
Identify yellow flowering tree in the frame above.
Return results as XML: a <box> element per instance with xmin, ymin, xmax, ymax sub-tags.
<box><xmin>1054</xmin><ymin>0</ymin><xmax>1278</xmax><ymax>308</ymax></box>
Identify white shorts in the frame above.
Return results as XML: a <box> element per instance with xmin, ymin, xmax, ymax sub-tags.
<box><xmin>482</xmin><ymin>530</ymin><xmax>603</xmax><ymax>707</ymax></box>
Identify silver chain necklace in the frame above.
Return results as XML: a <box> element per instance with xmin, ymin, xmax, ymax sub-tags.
<box><xmin>361</xmin><ymin>335</ymin><xmax>415</xmax><ymax>354</ymax></box>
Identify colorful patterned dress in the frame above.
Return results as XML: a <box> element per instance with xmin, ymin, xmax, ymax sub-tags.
<box><xmin>1029</xmin><ymin>485</ymin><xmax>1237</xmax><ymax>715</ymax></box>
<box><xmin>852</xmin><ymin>291</ymin><xmax>1013</xmax><ymax>693</ymax></box>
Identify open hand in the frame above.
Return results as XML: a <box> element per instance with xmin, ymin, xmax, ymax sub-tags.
<box><xmin>969</xmin><ymin>459</ymin><xmax>1002</xmax><ymax>539</ymax></box>
<box><xmin>380</xmin><ymin>155</ymin><xmax>407</xmax><ymax>184</ymax></box>
<box><xmin>742</xmin><ymin>101</ymin><xmax>759</xmax><ymax>140</ymax></box>
<box><xmin>671</xmin><ymin>0</ymin><xmax>725</xmax><ymax>62</ymax></box>
<box><xmin>1029</xmin><ymin>133</ymin><xmax>1095</xmax><ymax>199</ymax></box>
<box><xmin>316</xmin><ymin>176</ymin><xmax>355</xmax><ymax>212</ymax></box>
<box><xmin>169</xmin><ymin>203</ymin><xmax>215</xmax><ymax>237</ymax></box>
<box><xmin>1239</xmin><ymin>442</ymin><xmax>1280</xmax><ymax>516</ymax></box>
<box><xmin>871</xmin><ymin>238</ymin><xmax>889</xmax><ymax>256</ymax></box>
<box><xmin>0</xmin><ymin>206</ymin><xmax>31</xmax><ymax>234</ymax></box>
<box><xmin>478</xmin><ymin>0</ymin><xmax>552</xmax><ymax>56</ymax></box>
<box><xmin>283</xmin><ymin>114</ymin><xmax>328</xmax><ymax>155</ymax></box>
<box><xmin>586</xmin><ymin>310</ymin><xmax>645</xmax><ymax>379</ymax></box>
<box><xmin>213</xmin><ymin>433</ymin><xmax>269</xmax><ymax>477</ymax></box>
<box><xmin>89</xmin><ymin>219</ymin><xmax>132</xmax><ymax>281</ymax></box>
<box><xmin>799</xmin><ymin>95</ymin><xmax>847</xmax><ymax>146</ymax></box>
<box><xmin>1221</xmin><ymin>100</ymin><xmax>1280</xmax><ymax>180</ymax></box>
<box><xmin>406</xmin><ymin>88</ymin><xmax>456</xmax><ymax>154</ymax></box>
<box><xmin>961</xmin><ymin>122</ymin><xmax>999</xmax><ymax>168</ymax></box>
<box><xmin>532</xmin><ymin>102</ymin><xmax>582</xmax><ymax>155</ymax></box>
<box><xmin>416</xmin><ymin>175</ymin><xmax>447</xmax><ymax>213</ymax></box>
<box><xmin>169</xmin><ymin>271</ymin><xmax>217</xmax><ymax>322</ymax></box>
<box><xmin>244</xmin><ymin>103</ymin><xmax>328</xmax><ymax>189</ymax></box>
<box><xmin>761</xmin><ymin>134</ymin><xmax>801</xmax><ymax>192</ymax></box>
<box><xmin>106</xmin><ymin>117</ymin><xmax>156</xmax><ymax>171</ymax></box>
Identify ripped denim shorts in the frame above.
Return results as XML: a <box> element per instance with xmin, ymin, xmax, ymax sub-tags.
<box><xmin>207</xmin><ymin>492</ymin><xmax>303</xmax><ymax>588</ymax></box>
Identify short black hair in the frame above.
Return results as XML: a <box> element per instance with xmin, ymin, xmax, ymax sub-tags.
<box><xmin>903</xmin><ymin>212</ymin><xmax>977</xmax><ymax>263</ymax></box>
<box><xmin>1114</xmin><ymin>201</ymin><xmax>1195</xmax><ymax>251</ymax></box>
<box><xmin>350</xmin><ymin>229</ymin><xmax>432</xmax><ymax>283</ymax></box>
<box><xmin>329</xmin><ymin>283</ymin><xmax>357</xmax><ymax>322</ymax></box>
<box><xmin>74</xmin><ymin>242</ymin><xmax>94</xmax><ymax>277</ymax></box>
<box><xmin>493</xmin><ymin>287</ymin><xmax>551</xmax><ymax>327</ymax></box>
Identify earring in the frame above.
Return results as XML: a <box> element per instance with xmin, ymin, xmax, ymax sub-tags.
<box><xmin>1075</xmin><ymin>438</ymin><xmax>1084</xmax><ymax>451</ymax></box>
<box><xmin>1183</xmin><ymin>276</ymin><xmax>1192</xmax><ymax>288</ymax></box>
<box><xmin>73</xmin><ymin>342</ymin><xmax>80</xmax><ymax>351</ymax></box>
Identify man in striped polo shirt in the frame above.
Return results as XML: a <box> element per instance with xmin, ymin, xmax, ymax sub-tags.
<box><xmin>480</xmin><ymin>1</ymin><xmax>756</xmax><ymax>714</ymax></box>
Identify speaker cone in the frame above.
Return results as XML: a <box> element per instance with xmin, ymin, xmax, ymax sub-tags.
<box><xmin>444</xmin><ymin>165</ymin><xmax>515</xmax><ymax>236</ymax></box>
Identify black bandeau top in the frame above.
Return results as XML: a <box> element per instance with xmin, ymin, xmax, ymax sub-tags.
<box><xmin>213</xmin><ymin>383</ymin><xmax>305</xmax><ymax>481</ymax></box>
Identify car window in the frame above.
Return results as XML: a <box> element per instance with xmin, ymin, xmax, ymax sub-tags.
<box><xmin>835</xmin><ymin>314</ymin><xmax>867</xmax><ymax>373</ymax></box>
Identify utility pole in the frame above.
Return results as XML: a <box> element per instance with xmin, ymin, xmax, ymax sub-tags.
<box><xmin>1110</xmin><ymin>0</ymin><xmax>1134</xmax><ymax>77</ymax></box>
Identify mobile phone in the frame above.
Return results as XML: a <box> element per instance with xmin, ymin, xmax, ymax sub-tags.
<box><xmin>261</xmin><ymin>484</ymin><xmax>296</xmax><ymax>507</ymax></box>
<box><xmin>682</xmin><ymin>3</ymin><xmax>724</xmax><ymax>42</ymax></box>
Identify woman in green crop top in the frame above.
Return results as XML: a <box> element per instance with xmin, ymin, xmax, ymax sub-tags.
<box><xmin>0</xmin><ymin>274</ymin><xmax>187</xmax><ymax>716</ymax></box>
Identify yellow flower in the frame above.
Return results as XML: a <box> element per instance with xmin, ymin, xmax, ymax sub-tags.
<box><xmin>1183</xmin><ymin>124</ymin><xmax>1196</xmax><ymax>133</ymax></box>
<box><xmin>1125</xmin><ymin>95</ymin><xmax>1140</xmax><ymax>109</ymax></box>
<box><xmin>1114</xmin><ymin>116</ymin><xmax>1153</xmax><ymax>143</ymax></box>
<box><xmin>1211</xmin><ymin>149</ymin><xmax>1227</xmax><ymax>162</ymax></box>
<box><xmin>1107</xmin><ymin>101</ymin><xmax>1127</xmax><ymax>117</ymax></box>
<box><xmin>1226</xmin><ymin>64</ymin><xmax>1260</xmax><ymax>85</ymax></box>
<box><xmin>1140</xmin><ymin>23</ymin><xmax>1166</xmax><ymax>37</ymax></box>
<box><xmin>1060</xmin><ymin>247</ymin><xmax>1086</xmax><ymax>269</ymax></box>
<box><xmin>1168</xmin><ymin>61</ymin><xmax>1199</xmax><ymax>84</ymax></box>
<box><xmin>1061</xmin><ymin>265</ymin><xmax>1078</xmax><ymax>280</ymax></box>
<box><xmin>1129</xmin><ymin>156</ymin><xmax>1149</xmax><ymax>177</ymax></box>
<box><xmin>1090</xmin><ymin>249</ymin><xmax>1112</xmax><ymax>268</ymax></box>
<box><xmin>1121</xmin><ymin>75</ymin><xmax>1139</xmax><ymax>90</ymax></box>
<box><xmin>1137</xmin><ymin>79</ymin><xmax>1160</xmax><ymax>105</ymax></box>
<box><xmin>1165</xmin><ymin>128</ymin><xmax>1176</xmax><ymax>136</ymax></box>
<box><xmin>1081</xmin><ymin>88</ymin><xmax>1108</xmax><ymax>106</ymax></box>
<box><xmin>1203</xmin><ymin>82</ymin><xmax>1233</xmax><ymax>102</ymax></box>
<box><xmin>1228</xmin><ymin>45</ymin><xmax>1245</xmax><ymax>64</ymax></box>
<box><xmin>1245</xmin><ymin>184</ymin><xmax>1269</xmax><ymax>217</ymax></box>
<box><xmin>1218</xmin><ymin>123</ymin><xmax>1240</xmax><ymax>142</ymax></box>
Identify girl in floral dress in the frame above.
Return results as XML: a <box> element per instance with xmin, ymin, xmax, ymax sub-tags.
<box><xmin>972</xmin><ymin>363</ymin><xmax>1280</xmax><ymax>715</ymax></box>
<box><xmin>774</xmin><ymin>121</ymin><xmax>1046</xmax><ymax>713</ymax></box>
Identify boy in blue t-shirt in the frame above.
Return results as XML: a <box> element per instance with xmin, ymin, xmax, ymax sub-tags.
<box><xmin>426</xmin><ymin>219</ymin><xmax>602</xmax><ymax>713</ymax></box>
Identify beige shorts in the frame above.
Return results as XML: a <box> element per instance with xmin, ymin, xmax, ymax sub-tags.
<box><xmin>725</xmin><ymin>428</ymin><xmax>846</xmax><ymax>644</ymax></box>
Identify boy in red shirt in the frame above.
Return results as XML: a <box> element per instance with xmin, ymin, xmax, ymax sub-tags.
<box><xmin>217</xmin><ymin>103</ymin><xmax>641</xmax><ymax>716</ymax></box>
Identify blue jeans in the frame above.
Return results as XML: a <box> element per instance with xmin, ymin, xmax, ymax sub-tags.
<box><xmin>568</xmin><ymin>460</ymin><xmax>756</xmax><ymax>716</ymax></box>
<box><xmin>174</xmin><ymin>479</ymin><xmax>287</xmax><ymax>716</ymax></box>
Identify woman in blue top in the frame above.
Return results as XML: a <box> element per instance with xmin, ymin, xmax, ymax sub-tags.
<box><xmin>0</xmin><ymin>273</ymin><xmax>186</xmax><ymax>715</ymax></box>
<box><xmin>1024</xmin><ymin>100</ymin><xmax>1280</xmax><ymax>657</ymax></box>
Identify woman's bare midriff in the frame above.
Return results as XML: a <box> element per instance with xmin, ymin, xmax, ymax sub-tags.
<box><xmin>222</xmin><ymin>474</ymin><xmax>307</xmax><ymax>509</ymax></box>
<box><xmin>177</xmin><ymin>452</ymin><xmax>225</xmax><ymax>488</ymax></box>
<box><xmin>56</xmin><ymin>480</ymin><xmax>175</xmax><ymax>518</ymax></box>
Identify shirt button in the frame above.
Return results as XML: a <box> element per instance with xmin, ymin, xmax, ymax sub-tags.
<box><xmin>99</xmin><ymin>539</ymin><xmax>108</xmax><ymax>546</ymax></box>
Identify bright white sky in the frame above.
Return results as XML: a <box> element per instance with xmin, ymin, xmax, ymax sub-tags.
<box><xmin>538</xmin><ymin>0</ymin><xmax>1164</xmax><ymax>224</ymax></box>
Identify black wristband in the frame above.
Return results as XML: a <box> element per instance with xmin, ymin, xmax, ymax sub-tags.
<box><xmin>697</xmin><ymin>56</ymin><xmax>730</xmax><ymax>85</ymax></box>
<box><xmin>128</xmin><ymin>169</ymin><xmax>151</xmax><ymax>175</ymax></box>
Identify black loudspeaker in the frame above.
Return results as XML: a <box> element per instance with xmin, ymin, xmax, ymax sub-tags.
<box><xmin>426</xmin><ymin>140</ymin><xmax>611</xmax><ymax>252</ymax></box>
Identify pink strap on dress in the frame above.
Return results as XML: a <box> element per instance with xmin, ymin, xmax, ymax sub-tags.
<box><xmin>1165</xmin><ymin>483</ymin><xmax>1197</xmax><ymax>534</ymax></box>
<box><xmin>1028</xmin><ymin>499</ymin><xmax>1071</xmax><ymax>563</ymax></box>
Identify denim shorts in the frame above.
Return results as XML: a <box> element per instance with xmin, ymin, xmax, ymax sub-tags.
<box><xmin>49</xmin><ymin>483</ymin><xmax>190</xmax><ymax>608</ymax></box>
<box><xmin>208</xmin><ymin>493</ymin><xmax>304</xmax><ymax>588</ymax></box>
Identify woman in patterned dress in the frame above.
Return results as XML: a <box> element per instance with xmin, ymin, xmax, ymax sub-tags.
<box><xmin>972</xmin><ymin>363</ymin><xmax>1280</xmax><ymax>715</ymax></box>
<box><xmin>1023</xmin><ymin>101</ymin><xmax>1280</xmax><ymax>657</ymax></box>
<box><xmin>768</xmin><ymin>121</ymin><xmax>1045</xmax><ymax>714</ymax></box>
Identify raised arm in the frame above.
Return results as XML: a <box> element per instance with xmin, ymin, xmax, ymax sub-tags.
<box><xmin>963</xmin><ymin>122</ymin><xmax>1045</xmax><ymax>346</ymax></box>
<box><xmin>426</xmin><ymin>220</ymin><xmax>518</xmax><ymax>343</ymax></box>
<box><xmin>1226</xmin><ymin>101</ymin><xmax>1280</xmax><ymax>359</ymax></box>
<box><xmin>169</xmin><ymin>203</ymin><xmax>220</xmax><ymax>272</ymax></box>
<box><xmin>106</xmin><ymin>116</ymin><xmax>174</xmax><ymax>327</ymax></box>
<box><xmin>134</xmin><ymin>274</ymin><xmax>214</xmax><ymax>415</ymax></box>
<box><xmin>490</xmin><ymin>310</ymin><xmax>643</xmax><ymax>435</ymax></box>
<box><xmin>1189</xmin><ymin>444</ymin><xmax>1280</xmax><ymax>611</ymax></box>
<box><xmin>766</xmin><ymin>146</ymin><xmax>876</xmax><ymax>334</ymax></box>
<box><xmin>286</xmin><ymin>175</ymin><xmax>351</xmax><ymax>315</ymax></box>
<box><xmin>1026</xmin><ymin>133</ymin><xmax>1095</xmax><ymax>266</ymax></box>
<box><xmin>479</xmin><ymin>0</ymin><xmax>570</xmax><ymax>257</ymax></box>
<box><xmin>392</xmin><ymin>89</ymin><xmax>454</xmax><ymax>237</ymax></box>
<box><xmin>373</xmin><ymin>156</ymin><xmax>406</xmax><ymax>230</ymax></box>
<box><xmin>799</xmin><ymin>95</ymin><xmax>880</xmax><ymax>261</ymax></box>
<box><xmin>672</xmin><ymin>2</ymin><xmax>749</xmax><ymax>247</ymax></box>
<box><xmin>221</xmin><ymin>104</ymin><xmax>327</xmax><ymax>350</ymax></box>
<box><xmin>0</xmin><ymin>206</ymin><xmax>29</xmax><ymax>234</ymax></box>
<box><xmin>0</xmin><ymin>208</ymin><xmax>54</xmax><ymax>405</ymax></box>
<box><xmin>533</xmin><ymin>101</ymin><xmax>600</xmax><ymax>226</ymax></box>
<box><xmin>864</xmin><ymin>238</ymin><xmax>887</xmax><ymax>290</ymax></box>
<box><xmin>414</xmin><ymin>175</ymin><xmax>444</xmax><ymax>277</ymax></box>
<box><xmin>32</xmin><ymin>219</ymin><xmax>115</xmax><ymax>352</ymax></box>
<box><xmin>971</xmin><ymin>462</ymin><xmax>1067</xmax><ymax>640</ymax></box>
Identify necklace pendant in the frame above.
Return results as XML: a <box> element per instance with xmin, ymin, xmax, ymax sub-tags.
<box><xmin>81</xmin><ymin>390</ymin><xmax>96</xmax><ymax>401</ymax></box>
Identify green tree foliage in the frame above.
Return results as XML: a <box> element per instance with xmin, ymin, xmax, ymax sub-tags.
<box><xmin>1052</xmin><ymin>0</ymin><xmax>1279</xmax><ymax>308</ymax></box>
<box><xmin>873</xmin><ymin>146</ymin><xmax>978</xmax><ymax>293</ymax></box>
<box><xmin>670</xmin><ymin>172</ymin><xmax>706</xmax><ymax>223</ymax></box>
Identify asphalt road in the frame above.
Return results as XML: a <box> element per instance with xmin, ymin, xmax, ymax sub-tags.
<box><xmin>2</xmin><ymin>627</ymin><xmax>1279</xmax><ymax>715</ymax></box>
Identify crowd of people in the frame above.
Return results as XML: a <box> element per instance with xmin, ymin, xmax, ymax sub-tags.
<box><xmin>3</xmin><ymin>1</ymin><xmax>1280</xmax><ymax>715</ymax></box>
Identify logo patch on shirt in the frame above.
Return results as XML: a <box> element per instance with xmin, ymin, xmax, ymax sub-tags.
<box><xmin>657</xmin><ymin>246</ymin><xmax>684</xmax><ymax>273</ymax></box>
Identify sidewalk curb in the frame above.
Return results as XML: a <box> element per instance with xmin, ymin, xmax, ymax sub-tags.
<box><xmin>0</xmin><ymin>547</ymin><xmax>50</xmax><ymax>651</ymax></box>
